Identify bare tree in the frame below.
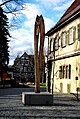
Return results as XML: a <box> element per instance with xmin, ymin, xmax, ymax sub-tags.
<box><xmin>0</xmin><ymin>0</ymin><xmax>26</xmax><ymax>29</ymax></box>
<box><xmin>0</xmin><ymin>0</ymin><xmax>24</xmax><ymax>13</ymax></box>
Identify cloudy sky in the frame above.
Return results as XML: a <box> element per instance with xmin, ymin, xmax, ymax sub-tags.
<box><xmin>1</xmin><ymin>0</ymin><xmax>74</xmax><ymax>65</ymax></box>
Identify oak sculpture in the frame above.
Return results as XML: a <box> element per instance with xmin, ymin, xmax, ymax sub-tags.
<box><xmin>34</xmin><ymin>15</ymin><xmax>45</xmax><ymax>93</ymax></box>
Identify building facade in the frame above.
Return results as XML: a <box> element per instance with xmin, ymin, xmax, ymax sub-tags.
<box><xmin>46</xmin><ymin>0</ymin><xmax>80</xmax><ymax>93</ymax></box>
<box><xmin>14</xmin><ymin>52</ymin><xmax>34</xmax><ymax>83</ymax></box>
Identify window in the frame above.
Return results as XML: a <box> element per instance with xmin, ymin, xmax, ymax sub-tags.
<box><xmin>20</xmin><ymin>66</ymin><xmax>23</xmax><ymax>72</ymax></box>
<box><xmin>21</xmin><ymin>57</ymin><xmax>24</xmax><ymax>59</ymax></box>
<box><xmin>59</xmin><ymin>64</ymin><xmax>71</xmax><ymax>79</ymax></box>
<box><xmin>61</xmin><ymin>32</ymin><xmax>66</xmax><ymax>47</ymax></box>
<box><xmin>69</xmin><ymin>27</ymin><xmax>73</xmax><ymax>44</ymax></box>
<box><xmin>66</xmin><ymin>65</ymin><xmax>71</xmax><ymax>79</ymax></box>
<box><xmin>26</xmin><ymin>61</ymin><xmax>28</xmax><ymax>64</ymax></box>
<box><xmin>68</xmin><ymin>27</ymin><xmax>76</xmax><ymax>44</ymax></box>
<box><xmin>24</xmin><ymin>67</ymin><xmax>27</xmax><ymax>72</ymax></box>
<box><xmin>55</xmin><ymin>35</ymin><xmax>59</xmax><ymax>50</ymax></box>
<box><xmin>28</xmin><ymin>67</ymin><xmax>31</xmax><ymax>72</ymax></box>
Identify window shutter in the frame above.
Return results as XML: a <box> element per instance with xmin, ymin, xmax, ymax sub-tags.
<box><xmin>66</xmin><ymin>65</ymin><xmax>68</xmax><ymax>78</ymax></box>
<box><xmin>52</xmin><ymin>38</ymin><xmax>54</xmax><ymax>52</ymax></box>
<box><xmin>65</xmin><ymin>31</ymin><xmax>67</xmax><ymax>45</ymax></box>
<box><xmin>53</xmin><ymin>38</ymin><xmax>55</xmax><ymax>52</ymax></box>
<box><xmin>61</xmin><ymin>33</ymin><xmax>63</xmax><ymax>47</ymax></box>
<box><xmin>67</xmin><ymin>30</ymin><xmax>69</xmax><ymax>45</ymax></box>
<box><xmin>55</xmin><ymin>35</ymin><xmax>59</xmax><ymax>50</ymax></box>
<box><xmin>63</xmin><ymin>66</ymin><xmax>66</xmax><ymax>78</ymax></box>
<box><xmin>78</xmin><ymin>24</ymin><xmax>80</xmax><ymax>41</ymax></box>
<box><xmin>73</xmin><ymin>26</ymin><xmax>76</xmax><ymax>42</ymax></box>
<box><xmin>58</xmin><ymin>37</ymin><xmax>60</xmax><ymax>47</ymax></box>
<box><xmin>69</xmin><ymin>64</ymin><xmax>71</xmax><ymax>79</ymax></box>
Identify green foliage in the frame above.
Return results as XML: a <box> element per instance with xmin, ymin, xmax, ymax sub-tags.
<box><xmin>40</xmin><ymin>83</ymin><xmax>46</xmax><ymax>88</ymax></box>
<box><xmin>26</xmin><ymin>82</ymin><xmax>46</xmax><ymax>88</ymax></box>
<box><xmin>0</xmin><ymin>7</ymin><xmax>10</xmax><ymax>65</ymax></box>
<box><xmin>0</xmin><ymin>6</ymin><xmax>10</xmax><ymax>80</ymax></box>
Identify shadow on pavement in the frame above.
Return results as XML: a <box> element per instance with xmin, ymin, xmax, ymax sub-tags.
<box><xmin>0</xmin><ymin>85</ymin><xmax>46</xmax><ymax>96</ymax></box>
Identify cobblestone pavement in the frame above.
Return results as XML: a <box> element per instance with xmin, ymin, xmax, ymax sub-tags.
<box><xmin>0</xmin><ymin>87</ymin><xmax>80</xmax><ymax>119</ymax></box>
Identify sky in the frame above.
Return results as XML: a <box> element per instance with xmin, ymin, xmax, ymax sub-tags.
<box><xmin>1</xmin><ymin>0</ymin><xmax>74</xmax><ymax>65</ymax></box>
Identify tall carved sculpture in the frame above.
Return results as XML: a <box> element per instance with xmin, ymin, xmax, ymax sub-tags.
<box><xmin>34</xmin><ymin>15</ymin><xmax>45</xmax><ymax>93</ymax></box>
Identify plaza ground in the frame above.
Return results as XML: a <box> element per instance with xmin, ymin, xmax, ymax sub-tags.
<box><xmin>0</xmin><ymin>86</ymin><xmax>80</xmax><ymax>119</ymax></box>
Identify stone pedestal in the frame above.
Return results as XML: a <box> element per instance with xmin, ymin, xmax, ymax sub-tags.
<box><xmin>22</xmin><ymin>92</ymin><xmax>53</xmax><ymax>105</ymax></box>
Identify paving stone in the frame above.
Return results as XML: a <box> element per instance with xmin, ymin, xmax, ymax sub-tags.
<box><xmin>0</xmin><ymin>87</ymin><xmax>80</xmax><ymax>118</ymax></box>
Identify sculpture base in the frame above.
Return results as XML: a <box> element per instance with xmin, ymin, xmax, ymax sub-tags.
<box><xmin>22</xmin><ymin>92</ymin><xmax>53</xmax><ymax>105</ymax></box>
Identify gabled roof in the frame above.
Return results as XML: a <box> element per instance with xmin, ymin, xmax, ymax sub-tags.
<box><xmin>21</xmin><ymin>52</ymin><xmax>28</xmax><ymax>58</ymax></box>
<box><xmin>46</xmin><ymin>0</ymin><xmax>80</xmax><ymax>36</ymax></box>
<box><xmin>14</xmin><ymin>52</ymin><xmax>34</xmax><ymax>66</ymax></box>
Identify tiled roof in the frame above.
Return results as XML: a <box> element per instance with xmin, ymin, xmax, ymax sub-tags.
<box><xmin>46</xmin><ymin>0</ymin><xmax>80</xmax><ymax>36</ymax></box>
<box><xmin>58</xmin><ymin>0</ymin><xmax>80</xmax><ymax>25</ymax></box>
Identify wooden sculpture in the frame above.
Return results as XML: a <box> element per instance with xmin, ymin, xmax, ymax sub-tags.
<box><xmin>34</xmin><ymin>15</ymin><xmax>45</xmax><ymax>93</ymax></box>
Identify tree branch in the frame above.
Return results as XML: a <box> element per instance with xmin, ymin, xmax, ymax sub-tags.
<box><xmin>0</xmin><ymin>0</ymin><xmax>13</xmax><ymax>7</ymax></box>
